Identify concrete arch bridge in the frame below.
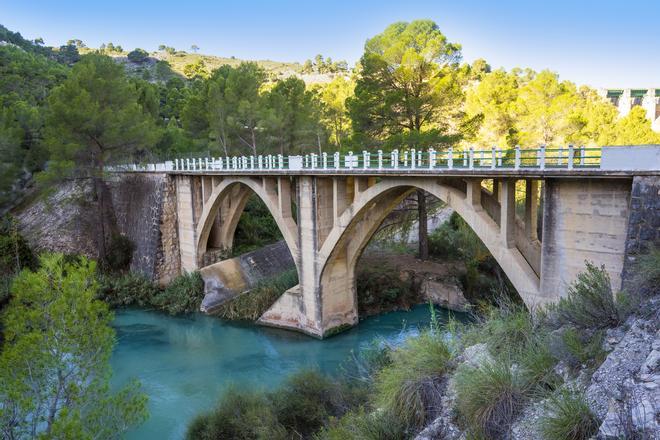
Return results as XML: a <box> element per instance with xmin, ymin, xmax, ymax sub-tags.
<box><xmin>122</xmin><ymin>145</ymin><xmax>660</xmax><ymax>337</ymax></box>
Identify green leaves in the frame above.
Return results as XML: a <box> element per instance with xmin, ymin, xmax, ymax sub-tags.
<box><xmin>0</xmin><ymin>254</ymin><xmax>148</xmax><ymax>438</ymax></box>
<box><xmin>348</xmin><ymin>20</ymin><xmax>466</xmax><ymax>147</ymax></box>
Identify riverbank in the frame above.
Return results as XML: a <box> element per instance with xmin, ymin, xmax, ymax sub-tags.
<box><xmin>111</xmin><ymin>304</ymin><xmax>464</xmax><ymax>439</ymax></box>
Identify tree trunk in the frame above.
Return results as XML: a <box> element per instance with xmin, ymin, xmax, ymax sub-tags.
<box><xmin>417</xmin><ymin>189</ymin><xmax>428</xmax><ymax>260</ymax></box>
<box><xmin>92</xmin><ymin>176</ymin><xmax>108</xmax><ymax>263</ymax></box>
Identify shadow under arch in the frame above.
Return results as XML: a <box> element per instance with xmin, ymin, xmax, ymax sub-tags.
<box><xmin>195</xmin><ymin>177</ymin><xmax>299</xmax><ymax>270</ymax></box>
<box><xmin>316</xmin><ymin>178</ymin><xmax>541</xmax><ymax>327</ymax></box>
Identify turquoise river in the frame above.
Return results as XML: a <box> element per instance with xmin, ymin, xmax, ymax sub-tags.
<box><xmin>111</xmin><ymin>305</ymin><xmax>461</xmax><ymax>439</ymax></box>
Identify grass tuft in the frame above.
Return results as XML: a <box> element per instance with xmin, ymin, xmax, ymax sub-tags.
<box><xmin>374</xmin><ymin>332</ymin><xmax>452</xmax><ymax>428</ymax></box>
<box><xmin>454</xmin><ymin>359</ymin><xmax>527</xmax><ymax>439</ymax></box>
<box><xmin>539</xmin><ymin>388</ymin><xmax>599</xmax><ymax>440</ymax></box>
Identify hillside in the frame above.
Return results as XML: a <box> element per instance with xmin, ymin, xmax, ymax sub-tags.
<box><xmin>82</xmin><ymin>48</ymin><xmax>342</xmax><ymax>84</ymax></box>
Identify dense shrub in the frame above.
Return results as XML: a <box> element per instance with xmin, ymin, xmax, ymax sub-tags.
<box><xmin>97</xmin><ymin>272</ymin><xmax>159</xmax><ymax>308</ymax></box>
<box><xmin>104</xmin><ymin>234</ymin><xmax>135</xmax><ymax>272</ymax></box>
<box><xmin>152</xmin><ymin>271</ymin><xmax>205</xmax><ymax>315</ymax></box>
<box><xmin>187</xmin><ymin>369</ymin><xmax>363</xmax><ymax>439</ymax></box>
<box><xmin>232</xmin><ymin>196</ymin><xmax>283</xmax><ymax>255</ymax></box>
<box><xmin>454</xmin><ymin>359</ymin><xmax>528</xmax><ymax>439</ymax></box>
<box><xmin>551</xmin><ymin>261</ymin><xmax>629</xmax><ymax>330</ymax></box>
<box><xmin>127</xmin><ymin>48</ymin><xmax>149</xmax><ymax>63</ymax></box>
<box><xmin>0</xmin><ymin>215</ymin><xmax>36</xmax><ymax>276</ymax></box>
<box><xmin>375</xmin><ymin>332</ymin><xmax>452</xmax><ymax>428</ymax></box>
<box><xmin>462</xmin><ymin>300</ymin><xmax>533</xmax><ymax>359</ymax></box>
<box><xmin>518</xmin><ymin>334</ymin><xmax>561</xmax><ymax>396</ymax></box>
<box><xmin>270</xmin><ymin>370</ymin><xmax>356</xmax><ymax>437</ymax></box>
<box><xmin>356</xmin><ymin>258</ymin><xmax>419</xmax><ymax>315</ymax></box>
<box><xmin>318</xmin><ymin>407</ymin><xmax>407</xmax><ymax>440</ymax></box>
<box><xmin>186</xmin><ymin>387</ymin><xmax>285</xmax><ymax>440</ymax></box>
<box><xmin>539</xmin><ymin>388</ymin><xmax>599</xmax><ymax>440</ymax></box>
<box><xmin>214</xmin><ymin>269</ymin><xmax>297</xmax><ymax>320</ymax></box>
<box><xmin>557</xmin><ymin>328</ymin><xmax>606</xmax><ymax>370</ymax></box>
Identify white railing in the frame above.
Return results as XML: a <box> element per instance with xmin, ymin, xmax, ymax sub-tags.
<box><xmin>110</xmin><ymin>145</ymin><xmax>610</xmax><ymax>173</ymax></box>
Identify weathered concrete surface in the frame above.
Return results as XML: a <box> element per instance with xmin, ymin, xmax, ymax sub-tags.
<box><xmin>540</xmin><ymin>178</ymin><xmax>632</xmax><ymax>300</ymax></box>
<box><xmin>200</xmin><ymin>241</ymin><xmax>294</xmax><ymax>313</ymax></box>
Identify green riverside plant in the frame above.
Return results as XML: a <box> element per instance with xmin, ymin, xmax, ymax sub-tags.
<box><xmin>374</xmin><ymin>332</ymin><xmax>452</xmax><ymax>429</ymax></box>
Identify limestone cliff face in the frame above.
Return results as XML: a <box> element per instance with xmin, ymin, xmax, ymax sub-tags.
<box><xmin>16</xmin><ymin>173</ymin><xmax>181</xmax><ymax>283</ymax></box>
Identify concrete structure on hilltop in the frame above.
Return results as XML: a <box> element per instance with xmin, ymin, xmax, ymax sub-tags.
<box><xmin>114</xmin><ymin>145</ymin><xmax>660</xmax><ymax>337</ymax></box>
<box><xmin>600</xmin><ymin>88</ymin><xmax>660</xmax><ymax>132</ymax></box>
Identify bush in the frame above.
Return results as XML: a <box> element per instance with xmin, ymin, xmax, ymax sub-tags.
<box><xmin>375</xmin><ymin>332</ymin><xmax>452</xmax><ymax>429</ymax></box>
<box><xmin>454</xmin><ymin>359</ymin><xmax>528</xmax><ymax>439</ymax></box>
<box><xmin>97</xmin><ymin>272</ymin><xmax>159</xmax><ymax>308</ymax></box>
<box><xmin>127</xmin><ymin>48</ymin><xmax>149</xmax><ymax>63</ymax></box>
<box><xmin>152</xmin><ymin>271</ymin><xmax>204</xmax><ymax>315</ymax></box>
<box><xmin>558</xmin><ymin>328</ymin><xmax>606</xmax><ymax>370</ymax></box>
<box><xmin>539</xmin><ymin>388</ymin><xmax>599</xmax><ymax>440</ymax></box>
<box><xmin>214</xmin><ymin>269</ymin><xmax>297</xmax><ymax>320</ymax></box>
<box><xmin>186</xmin><ymin>387</ymin><xmax>285</xmax><ymax>440</ymax></box>
<box><xmin>270</xmin><ymin>370</ymin><xmax>351</xmax><ymax>437</ymax></box>
<box><xmin>518</xmin><ymin>334</ymin><xmax>561</xmax><ymax>396</ymax></box>
<box><xmin>551</xmin><ymin>261</ymin><xmax>628</xmax><ymax>330</ymax></box>
<box><xmin>356</xmin><ymin>258</ymin><xmax>418</xmax><ymax>315</ymax></box>
<box><xmin>318</xmin><ymin>407</ymin><xmax>407</xmax><ymax>440</ymax></box>
<box><xmin>0</xmin><ymin>215</ymin><xmax>36</xmax><ymax>276</ymax></box>
<box><xmin>462</xmin><ymin>300</ymin><xmax>533</xmax><ymax>359</ymax></box>
<box><xmin>104</xmin><ymin>234</ymin><xmax>135</xmax><ymax>272</ymax></box>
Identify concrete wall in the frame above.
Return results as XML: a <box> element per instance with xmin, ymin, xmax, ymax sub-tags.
<box><xmin>540</xmin><ymin>178</ymin><xmax>632</xmax><ymax>299</ymax></box>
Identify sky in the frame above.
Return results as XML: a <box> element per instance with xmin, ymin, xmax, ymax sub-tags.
<box><xmin>2</xmin><ymin>0</ymin><xmax>659</xmax><ymax>88</ymax></box>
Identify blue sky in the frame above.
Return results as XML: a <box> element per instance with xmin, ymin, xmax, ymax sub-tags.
<box><xmin>3</xmin><ymin>0</ymin><xmax>659</xmax><ymax>88</ymax></box>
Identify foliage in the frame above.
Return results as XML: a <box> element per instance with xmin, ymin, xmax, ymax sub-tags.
<box><xmin>127</xmin><ymin>48</ymin><xmax>149</xmax><ymax>64</ymax></box>
<box><xmin>97</xmin><ymin>272</ymin><xmax>160</xmax><ymax>308</ymax></box>
<box><xmin>463</xmin><ymin>301</ymin><xmax>533</xmax><ymax>358</ymax></box>
<box><xmin>374</xmin><ymin>332</ymin><xmax>452</xmax><ymax>428</ymax></box>
<box><xmin>104</xmin><ymin>233</ymin><xmax>135</xmax><ymax>272</ymax></box>
<box><xmin>539</xmin><ymin>388</ymin><xmax>600</xmax><ymax>440</ymax></box>
<box><xmin>558</xmin><ymin>328</ymin><xmax>606</xmax><ymax>370</ymax></box>
<box><xmin>186</xmin><ymin>387</ymin><xmax>286</xmax><ymax>440</ymax></box>
<box><xmin>317</xmin><ymin>407</ymin><xmax>407</xmax><ymax>440</ymax></box>
<box><xmin>356</xmin><ymin>257</ymin><xmax>419</xmax><ymax>316</ymax></box>
<box><xmin>0</xmin><ymin>216</ymin><xmax>36</xmax><ymax>276</ymax></box>
<box><xmin>152</xmin><ymin>271</ymin><xmax>205</xmax><ymax>315</ymax></box>
<box><xmin>232</xmin><ymin>195</ymin><xmax>284</xmax><ymax>255</ymax></box>
<box><xmin>550</xmin><ymin>261</ymin><xmax>629</xmax><ymax>330</ymax></box>
<box><xmin>214</xmin><ymin>269</ymin><xmax>298</xmax><ymax>320</ymax></box>
<box><xmin>42</xmin><ymin>53</ymin><xmax>159</xmax><ymax>260</ymax></box>
<box><xmin>0</xmin><ymin>253</ymin><xmax>147</xmax><ymax>438</ymax></box>
<box><xmin>187</xmin><ymin>369</ymin><xmax>363</xmax><ymax>439</ymax></box>
<box><xmin>454</xmin><ymin>359</ymin><xmax>528</xmax><ymax>439</ymax></box>
<box><xmin>348</xmin><ymin>20</ymin><xmax>469</xmax><ymax>147</ymax></box>
<box><xmin>270</xmin><ymin>370</ymin><xmax>358</xmax><ymax>437</ymax></box>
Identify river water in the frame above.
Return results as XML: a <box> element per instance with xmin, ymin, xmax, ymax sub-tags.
<box><xmin>111</xmin><ymin>305</ymin><xmax>460</xmax><ymax>439</ymax></box>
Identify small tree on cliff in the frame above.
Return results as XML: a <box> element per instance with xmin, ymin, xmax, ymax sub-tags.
<box><xmin>43</xmin><ymin>54</ymin><xmax>158</xmax><ymax>262</ymax></box>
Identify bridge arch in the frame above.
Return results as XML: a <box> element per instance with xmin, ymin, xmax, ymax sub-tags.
<box><xmin>315</xmin><ymin>178</ymin><xmax>541</xmax><ymax>328</ymax></box>
<box><xmin>195</xmin><ymin>177</ymin><xmax>299</xmax><ymax>269</ymax></box>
